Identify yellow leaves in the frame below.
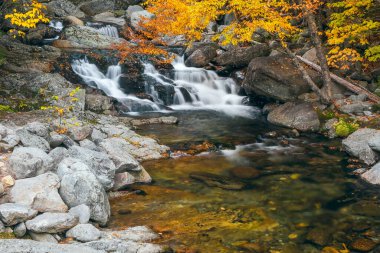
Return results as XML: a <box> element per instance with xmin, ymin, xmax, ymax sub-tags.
<box><xmin>4</xmin><ymin>0</ymin><xmax>50</xmax><ymax>38</ymax></box>
<box><xmin>322</xmin><ymin>244</ymin><xmax>350</xmax><ymax>253</ymax></box>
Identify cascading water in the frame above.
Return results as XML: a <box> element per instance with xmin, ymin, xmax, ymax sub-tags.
<box><xmin>97</xmin><ymin>25</ymin><xmax>119</xmax><ymax>38</ymax></box>
<box><xmin>72</xmin><ymin>57</ymin><xmax>160</xmax><ymax>112</ymax></box>
<box><xmin>72</xmin><ymin>56</ymin><xmax>257</xmax><ymax>117</ymax></box>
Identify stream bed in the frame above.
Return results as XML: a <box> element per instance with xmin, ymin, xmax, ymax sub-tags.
<box><xmin>109</xmin><ymin>111</ymin><xmax>380</xmax><ymax>252</ymax></box>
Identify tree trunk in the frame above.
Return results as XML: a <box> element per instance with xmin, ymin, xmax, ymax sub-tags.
<box><xmin>303</xmin><ymin>7</ymin><xmax>334</xmax><ymax>101</ymax></box>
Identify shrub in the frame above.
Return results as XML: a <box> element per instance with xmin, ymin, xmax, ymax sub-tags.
<box><xmin>334</xmin><ymin>118</ymin><xmax>359</xmax><ymax>137</ymax></box>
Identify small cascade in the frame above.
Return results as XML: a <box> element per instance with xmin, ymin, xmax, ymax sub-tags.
<box><xmin>49</xmin><ymin>21</ymin><xmax>63</xmax><ymax>31</ymax></box>
<box><xmin>72</xmin><ymin>56</ymin><xmax>256</xmax><ymax>117</ymax></box>
<box><xmin>97</xmin><ymin>25</ymin><xmax>119</xmax><ymax>38</ymax></box>
<box><xmin>72</xmin><ymin>58</ymin><xmax>160</xmax><ymax>112</ymax></box>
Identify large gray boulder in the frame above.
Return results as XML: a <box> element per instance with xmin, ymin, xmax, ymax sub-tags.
<box><xmin>342</xmin><ymin>129</ymin><xmax>379</xmax><ymax>165</ymax></box>
<box><xmin>46</xmin><ymin>0</ymin><xmax>85</xmax><ymax>18</ymax></box>
<box><xmin>57</xmin><ymin>159</ymin><xmax>111</xmax><ymax>226</ymax></box>
<box><xmin>68</xmin><ymin>146</ymin><xmax>116</xmax><ymax>190</ymax></box>
<box><xmin>62</xmin><ymin>26</ymin><xmax>125</xmax><ymax>49</ymax></box>
<box><xmin>69</xmin><ymin>204</ymin><xmax>91</xmax><ymax>224</ymax></box>
<box><xmin>368</xmin><ymin>132</ymin><xmax>380</xmax><ymax>152</ymax></box>
<box><xmin>243</xmin><ymin>55</ymin><xmax>321</xmax><ymax>102</ymax></box>
<box><xmin>0</xmin><ymin>239</ymin><xmax>104</xmax><ymax>253</ymax></box>
<box><xmin>126</xmin><ymin>5</ymin><xmax>144</xmax><ymax>20</ymax></box>
<box><xmin>99</xmin><ymin>138</ymin><xmax>140</xmax><ymax>173</ymax></box>
<box><xmin>25</xmin><ymin>122</ymin><xmax>49</xmax><ymax>139</ymax></box>
<box><xmin>16</xmin><ymin>129</ymin><xmax>50</xmax><ymax>152</ymax></box>
<box><xmin>214</xmin><ymin>44</ymin><xmax>270</xmax><ymax>68</ymax></box>
<box><xmin>26</xmin><ymin>212</ymin><xmax>78</xmax><ymax>233</ymax></box>
<box><xmin>9</xmin><ymin>147</ymin><xmax>54</xmax><ymax>179</ymax></box>
<box><xmin>9</xmin><ymin>173</ymin><xmax>68</xmax><ymax>213</ymax></box>
<box><xmin>361</xmin><ymin>162</ymin><xmax>380</xmax><ymax>185</ymax></box>
<box><xmin>267</xmin><ymin>102</ymin><xmax>320</xmax><ymax>132</ymax></box>
<box><xmin>0</xmin><ymin>203</ymin><xmax>37</xmax><ymax>226</ymax></box>
<box><xmin>93</xmin><ymin>12</ymin><xmax>126</xmax><ymax>27</ymax></box>
<box><xmin>130</xmin><ymin>10</ymin><xmax>154</xmax><ymax>30</ymax></box>
<box><xmin>66</xmin><ymin>224</ymin><xmax>102</xmax><ymax>242</ymax></box>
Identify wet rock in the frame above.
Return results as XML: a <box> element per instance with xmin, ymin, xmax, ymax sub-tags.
<box><xmin>350</xmin><ymin>238</ymin><xmax>377</xmax><ymax>252</ymax></box>
<box><xmin>190</xmin><ymin>172</ymin><xmax>247</xmax><ymax>190</ymax></box>
<box><xmin>214</xmin><ymin>44</ymin><xmax>270</xmax><ymax>69</ymax></box>
<box><xmin>26</xmin><ymin>212</ymin><xmax>78</xmax><ymax>233</ymax></box>
<box><xmin>13</xmin><ymin>222</ymin><xmax>26</xmax><ymax>238</ymax></box>
<box><xmin>66</xmin><ymin>224</ymin><xmax>101</xmax><ymax>242</ymax></box>
<box><xmin>342</xmin><ymin>128</ymin><xmax>379</xmax><ymax>165</ymax></box>
<box><xmin>99</xmin><ymin>138</ymin><xmax>140</xmax><ymax>173</ymax></box>
<box><xmin>0</xmin><ymin>204</ymin><xmax>37</xmax><ymax>226</ymax></box>
<box><xmin>306</xmin><ymin>227</ymin><xmax>331</xmax><ymax>246</ymax></box>
<box><xmin>185</xmin><ymin>45</ymin><xmax>218</xmax><ymax>68</ymax></box>
<box><xmin>0</xmin><ymin>239</ymin><xmax>102</xmax><ymax>253</ymax></box>
<box><xmin>29</xmin><ymin>232</ymin><xmax>58</xmax><ymax>243</ymax></box>
<box><xmin>16</xmin><ymin>129</ymin><xmax>50</xmax><ymax>152</ymax></box>
<box><xmin>361</xmin><ymin>162</ymin><xmax>380</xmax><ymax>184</ymax></box>
<box><xmin>68</xmin><ymin>146</ymin><xmax>116</xmax><ymax>190</ymax></box>
<box><xmin>267</xmin><ymin>102</ymin><xmax>320</xmax><ymax>132</ymax></box>
<box><xmin>93</xmin><ymin>12</ymin><xmax>126</xmax><ymax>27</ymax></box>
<box><xmin>102</xmin><ymin>226</ymin><xmax>159</xmax><ymax>242</ymax></box>
<box><xmin>46</xmin><ymin>0</ymin><xmax>85</xmax><ymax>18</ymax></box>
<box><xmin>229</xmin><ymin>167</ymin><xmax>261</xmax><ymax>180</ymax></box>
<box><xmin>69</xmin><ymin>126</ymin><xmax>93</xmax><ymax>141</ymax></box>
<box><xmin>57</xmin><ymin>159</ymin><xmax>111</xmax><ymax>226</ymax></box>
<box><xmin>243</xmin><ymin>55</ymin><xmax>321</xmax><ymax>102</ymax></box>
<box><xmin>9</xmin><ymin>173</ymin><xmax>68</xmax><ymax>213</ymax></box>
<box><xmin>9</xmin><ymin>147</ymin><xmax>54</xmax><ymax>179</ymax></box>
<box><xmin>69</xmin><ymin>204</ymin><xmax>91</xmax><ymax>224</ymax></box>
<box><xmin>80</xmin><ymin>0</ymin><xmax>115</xmax><ymax>16</ymax></box>
<box><xmin>130</xmin><ymin>116</ymin><xmax>179</xmax><ymax>126</ymax></box>
<box><xmin>352</xmin><ymin>200</ymin><xmax>380</xmax><ymax>217</ymax></box>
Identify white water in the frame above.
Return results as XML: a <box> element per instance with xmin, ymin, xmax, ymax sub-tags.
<box><xmin>49</xmin><ymin>21</ymin><xmax>63</xmax><ymax>31</ymax></box>
<box><xmin>72</xmin><ymin>56</ymin><xmax>256</xmax><ymax>117</ymax></box>
<box><xmin>97</xmin><ymin>25</ymin><xmax>119</xmax><ymax>38</ymax></box>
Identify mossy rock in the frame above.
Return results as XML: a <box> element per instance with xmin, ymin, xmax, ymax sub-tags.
<box><xmin>0</xmin><ymin>232</ymin><xmax>16</xmax><ymax>239</ymax></box>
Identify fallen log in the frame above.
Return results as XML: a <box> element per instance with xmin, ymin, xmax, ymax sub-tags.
<box><xmin>297</xmin><ymin>55</ymin><xmax>380</xmax><ymax>103</ymax></box>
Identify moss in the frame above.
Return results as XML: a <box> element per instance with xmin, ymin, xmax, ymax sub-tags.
<box><xmin>317</xmin><ymin>109</ymin><xmax>336</xmax><ymax>122</ymax></box>
<box><xmin>0</xmin><ymin>105</ymin><xmax>14</xmax><ymax>112</ymax></box>
<box><xmin>334</xmin><ymin>118</ymin><xmax>359</xmax><ymax>137</ymax></box>
<box><xmin>113</xmin><ymin>9</ymin><xmax>125</xmax><ymax>17</ymax></box>
<box><xmin>0</xmin><ymin>232</ymin><xmax>16</xmax><ymax>239</ymax></box>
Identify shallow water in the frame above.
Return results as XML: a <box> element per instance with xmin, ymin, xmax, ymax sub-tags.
<box><xmin>110</xmin><ymin>111</ymin><xmax>380</xmax><ymax>252</ymax></box>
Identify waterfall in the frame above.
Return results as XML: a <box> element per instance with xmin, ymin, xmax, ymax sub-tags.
<box><xmin>97</xmin><ymin>25</ymin><xmax>119</xmax><ymax>38</ymax></box>
<box><xmin>49</xmin><ymin>21</ymin><xmax>63</xmax><ymax>31</ymax></box>
<box><xmin>72</xmin><ymin>56</ymin><xmax>256</xmax><ymax>117</ymax></box>
<box><xmin>72</xmin><ymin>58</ymin><xmax>160</xmax><ymax>112</ymax></box>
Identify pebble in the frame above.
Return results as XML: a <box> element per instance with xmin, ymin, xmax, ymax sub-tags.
<box><xmin>1</xmin><ymin>176</ymin><xmax>14</xmax><ymax>188</ymax></box>
<box><xmin>350</xmin><ymin>238</ymin><xmax>377</xmax><ymax>252</ymax></box>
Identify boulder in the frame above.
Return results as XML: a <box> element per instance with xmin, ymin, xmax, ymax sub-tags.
<box><xmin>46</xmin><ymin>0</ymin><xmax>85</xmax><ymax>18</ymax></box>
<box><xmin>130</xmin><ymin>10</ymin><xmax>154</xmax><ymax>30</ymax></box>
<box><xmin>267</xmin><ymin>102</ymin><xmax>320</xmax><ymax>132</ymax></box>
<box><xmin>79</xmin><ymin>139</ymin><xmax>98</xmax><ymax>151</ymax></box>
<box><xmin>342</xmin><ymin>128</ymin><xmax>379</xmax><ymax>165</ymax></box>
<box><xmin>361</xmin><ymin>162</ymin><xmax>380</xmax><ymax>185</ymax></box>
<box><xmin>302</xmin><ymin>48</ymin><xmax>319</xmax><ymax>64</ymax></box>
<box><xmin>9</xmin><ymin>147</ymin><xmax>54</xmax><ymax>179</ymax></box>
<box><xmin>68</xmin><ymin>146</ymin><xmax>116</xmax><ymax>190</ymax></box>
<box><xmin>243</xmin><ymin>55</ymin><xmax>322</xmax><ymax>102</ymax></box>
<box><xmin>185</xmin><ymin>45</ymin><xmax>218</xmax><ymax>68</ymax></box>
<box><xmin>85</xmin><ymin>94</ymin><xmax>113</xmax><ymax>113</ymax></box>
<box><xmin>369</xmin><ymin>132</ymin><xmax>380</xmax><ymax>152</ymax></box>
<box><xmin>25</xmin><ymin>122</ymin><xmax>49</xmax><ymax>139</ymax></box>
<box><xmin>99</xmin><ymin>138</ymin><xmax>140</xmax><ymax>173</ymax></box>
<box><xmin>62</xmin><ymin>26</ymin><xmax>125</xmax><ymax>49</ymax></box>
<box><xmin>26</xmin><ymin>212</ymin><xmax>78</xmax><ymax>233</ymax></box>
<box><xmin>126</xmin><ymin>5</ymin><xmax>144</xmax><ymax>20</ymax></box>
<box><xmin>57</xmin><ymin>159</ymin><xmax>111</xmax><ymax>226</ymax></box>
<box><xmin>69</xmin><ymin>204</ymin><xmax>91</xmax><ymax>224</ymax></box>
<box><xmin>49</xmin><ymin>147</ymin><xmax>69</xmax><ymax>168</ymax></box>
<box><xmin>13</xmin><ymin>222</ymin><xmax>27</xmax><ymax>238</ymax></box>
<box><xmin>113</xmin><ymin>172</ymin><xmax>136</xmax><ymax>191</ymax></box>
<box><xmin>0</xmin><ymin>203</ymin><xmax>37</xmax><ymax>226</ymax></box>
<box><xmin>9</xmin><ymin>173</ymin><xmax>68</xmax><ymax>213</ymax></box>
<box><xmin>69</xmin><ymin>126</ymin><xmax>93</xmax><ymax>141</ymax></box>
<box><xmin>80</xmin><ymin>0</ymin><xmax>115</xmax><ymax>16</ymax></box>
<box><xmin>93</xmin><ymin>12</ymin><xmax>126</xmax><ymax>27</ymax></box>
<box><xmin>16</xmin><ymin>129</ymin><xmax>50</xmax><ymax>152</ymax></box>
<box><xmin>66</xmin><ymin>224</ymin><xmax>102</xmax><ymax>242</ymax></box>
<box><xmin>0</xmin><ymin>134</ymin><xmax>20</xmax><ymax>152</ymax></box>
<box><xmin>29</xmin><ymin>232</ymin><xmax>58</xmax><ymax>243</ymax></box>
<box><xmin>63</xmin><ymin>16</ymin><xmax>85</xmax><ymax>26</ymax></box>
<box><xmin>214</xmin><ymin>44</ymin><xmax>270</xmax><ymax>69</ymax></box>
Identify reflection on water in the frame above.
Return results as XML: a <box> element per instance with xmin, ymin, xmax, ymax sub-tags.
<box><xmin>110</xmin><ymin>111</ymin><xmax>380</xmax><ymax>252</ymax></box>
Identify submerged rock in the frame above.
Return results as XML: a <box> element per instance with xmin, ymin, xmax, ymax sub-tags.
<box><xmin>342</xmin><ymin>129</ymin><xmax>379</xmax><ymax>165</ymax></box>
<box><xmin>190</xmin><ymin>172</ymin><xmax>247</xmax><ymax>190</ymax></box>
<box><xmin>350</xmin><ymin>238</ymin><xmax>377</xmax><ymax>252</ymax></box>
<box><xmin>101</xmin><ymin>226</ymin><xmax>159</xmax><ymax>242</ymax></box>
<box><xmin>267</xmin><ymin>102</ymin><xmax>320</xmax><ymax>132</ymax></box>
